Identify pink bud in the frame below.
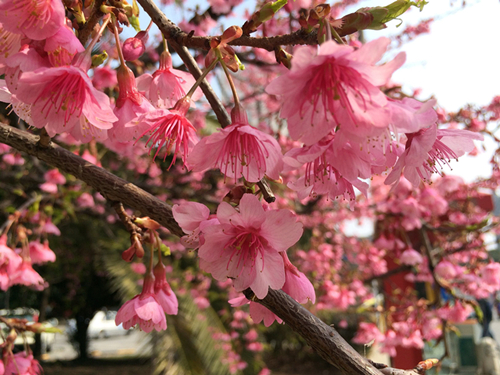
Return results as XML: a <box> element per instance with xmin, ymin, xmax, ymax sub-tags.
<box><xmin>122</xmin><ymin>30</ymin><xmax>148</xmax><ymax>61</ymax></box>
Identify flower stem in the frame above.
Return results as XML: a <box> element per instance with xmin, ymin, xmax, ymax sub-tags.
<box><xmin>185</xmin><ymin>57</ymin><xmax>218</xmax><ymax>98</ymax></box>
<box><xmin>148</xmin><ymin>231</ymin><xmax>155</xmax><ymax>272</ymax></box>
<box><xmin>220</xmin><ymin>59</ymin><xmax>240</xmax><ymax>106</ymax></box>
<box><xmin>86</xmin><ymin>14</ymin><xmax>111</xmax><ymax>53</ymax></box>
<box><xmin>112</xmin><ymin>18</ymin><xmax>127</xmax><ymax>67</ymax></box>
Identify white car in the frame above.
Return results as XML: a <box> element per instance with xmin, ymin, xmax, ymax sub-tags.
<box><xmin>87</xmin><ymin>310</ymin><xmax>131</xmax><ymax>339</ymax></box>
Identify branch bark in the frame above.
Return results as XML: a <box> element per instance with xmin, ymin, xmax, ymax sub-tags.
<box><xmin>137</xmin><ymin>0</ymin><xmax>320</xmax><ymax>52</ymax></box>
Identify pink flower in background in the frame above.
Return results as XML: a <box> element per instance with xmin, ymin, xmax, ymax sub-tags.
<box><xmin>40</xmin><ymin>169</ymin><xmax>66</xmax><ymax>193</ymax></box>
<box><xmin>76</xmin><ymin>192</ymin><xmax>95</xmax><ymax>208</ymax></box>
<box><xmin>199</xmin><ymin>194</ymin><xmax>303</xmax><ymax>298</ymax></box>
<box><xmin>153</xmin><ymin>261</ymin><xmax>178</xmax><ymax>315</ymax></box>
<box><xmin>29</xmin><ymin>240</ymin><xmax>56</xmax><ymax>264</ymax></box>
<box><xmin>281</xmin><ymin>252</ymin><xmax>315</xmax><ymax>304</ymax></box>
<box><xmin>208</xmin><ymin>0</ymin><xmax>243</xmax><ymax>14</ymax></box>
<box><xmin>131</xmin><ymin>98</ymin><xmax>197</xmax><ymax>167</ymax></box>
<box><xmin>115</xmin><ymin>272</ymin><xmax>167</xmax><ymax>332</ymax></box>
<box><xmin>189</xmin><ymin>105</ymin><xmax>283</xmax><ymax>182</ymax></box>
<box><xmin>92</xmin><ymin>66</ymin><xmax>118</xmax><ymax>90</ymax></box>
<box><xmin>137</xmin><ymin>50</ymin><xmax>202</xmax><ymax>109</ymax></box>
<box><xmin>400</xmin><ymin>248</ymin><xmax>423</xmax><ymax>266</ymax></box>
<box><xmin>266</xmin><ymin>37</ymin><xmax>405</xmax><ymax>145</ymax></box>
<box><xmin>482</xmin><ymin>262</ymin><xmax>500</xmax><ymax>288</ymax></box>
<box><xmin>0</xmin><ymin>0</ymin><xmax>64</xmax><ymax>40</ymax></box>
<box><xmin>385</xmin><ymin>124</ymin><xmax>483</xmax><ymax>187</ymax></box>
<box><xmin>44</xmin><ymin>24</ymin><xmax>85</xmax><ymax>67</ymax></box>
<box><xmin>131</xmin><ymin>262</ymin><xmax>146</xmax><ymax>274</ymax></box>
<box><xmin>40</xmin><ymin>219</ymin><xmax>61</xmax><ymax>236</ymax></box>
<box><xmin>352</xmin><ymin>322</ymin><xmax>384</xmax><ymax>345</ymax></box>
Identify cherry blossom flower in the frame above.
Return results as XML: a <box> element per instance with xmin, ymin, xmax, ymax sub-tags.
<box><xmin>39</xmin><ymin>169</ymin><xmax>66</xmax><ymax>193</ymax></box>
<box><xmin>29</xmin><ymin>240</ymin><xmax>56</xmax><ymax>264</ymax></box>
<box><xmin>131</xmin><ymin>262</ymin><xmax>146</xmax><ymax>274</ymax></box>
<box><xmin>0</xmin><ymin>23</ymin><xmax>22</xmax><ymax>63</ymax></box>
<box><xmin>188</xmin><ymin>105</ymin><xmax>283</xmax><ymax>182</ymax></box>
<box><xmin>266</xmin><ymin>37</ymin><xmax>405</xmax><ymax>145</ymax></box>
<box><xmin>4</xmin><ymin>351</ymin><xmax>41</xmax><ymax>375</ymax></box>
<box><xmin>9</xmin><ymin>258</ymin><xmax>46</xmax><ymax>291</ymax></box>
<box><xmin>115</xmin><ymin>272</ymin><xmax>167</xmax><ymax>332</ymax></box>
<box><xmin>153</xmin><ymin>261</ymin><xmax>178</xmax><ymax>315</ymax></box>
<box><xmin>352</xmin><ymin>322</ymin><xmax>385</xmax><ymax>345</ymax></box>
<box><xmin>172</xmin><ymin>201</ymin><xmax>219</xmax><ymax>248</ymax></box>
<box><xmin>109</xmin><ymin>64</ymin><xmax>154</xmax><ymax>142</ymax></box>
<box><xmin>385</xmin><ymin>124</ymin><xmax>483</xmax><ymax>187</ymax></box>
<box><xmin>0</xmin><ymin>0</ymin><xmax>65</xmax><ymax>40</ymax></box>
<box><xmin>92</xmin><ymin>66</ymin><xmax>118</xmax><ymax>91</ymax></box>
<box><xmin>399</xmin><ymin>248</ymin><xmax>423</xmax><ymax>266</ymax></box>
<box><xmin>131</xmin><ymin>98</ymin><xmax>198</xmax><ymax>167</ymax></box>
<box><xmin>281</xmin><ymin>252</ymin><xmax>315</xmax><ymax>304</ymax></box>
<box><xmin>44</xmin><ymin>24</ymin><xmax>84</xmax><ymax>67</ymax></box>
<box><xmin>122</xmin><ymin>31</ymin><xmax>149</xmax><ymax>61</ymax></box>
<box><xmin>199</xmin><ymin>194</ymin><xmax>303</xmax><ymax>298</ymax></box>
<box><xmin>137</xmin><ymin>50</ymin><xmax>202</xmax><ymax>109</ymax></box>
<box><xmin>229</xmin><ymin>295</ymin><xmax>283</xmax><ymax>327</ymax></box>
<box><xmin>0</xmin><ymin>234</ymin><xmax>22</xmax><ymax>290</ymax></box>
<box><xmin>14</xmin><ymin>51</ymin><xmax>117</xmax><ymax>141</ymax></box>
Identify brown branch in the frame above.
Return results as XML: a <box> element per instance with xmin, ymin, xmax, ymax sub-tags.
<box><xmin>0</xmin><ymin>123</ymin><xmax>184</xmax><ymax>238</ymax></box>
<box><xmin>244</xmin><ymin>288</ymin><xmax>384</xmax><ymax>375</ymax></box>
<box><xmin>137</xmin><ymin>0</ymin><xmax>320</xmax><ymax>52</ymax></box>
<box><xmin>78</xmin><ymin>0</ymin><xmax>106</xmax><ymax>46</ymax></box>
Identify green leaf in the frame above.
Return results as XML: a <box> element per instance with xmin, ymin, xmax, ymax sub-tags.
<box><xmin>129</xmin><ymin>15</ymin><xmax>141</xmax><ymax>32</ymax></box>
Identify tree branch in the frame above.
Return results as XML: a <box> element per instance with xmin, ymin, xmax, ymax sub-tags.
<box><xmin>137</xmin><ymin>0</ymin><xmax>320</xmax><ymax>52</ymax></box>
<box><xmin>0</xmin><ymin>123</ymin><xmax>183</xmax><ymax>238</ymax></box>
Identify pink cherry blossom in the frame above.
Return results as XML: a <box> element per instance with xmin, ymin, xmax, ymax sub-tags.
<box><xmin>92</xmin><ymin>66</ymin><xmax>118</xmax><ymax>90</ymax></box>
<box><xmin>482</xmin><ymin>262</ymin><xmax>500</xmax><ymax>288</ymax></box>
<box><xmin>189</xmin><ymin>105</ymin><xmax>283</xmax><ymax>183</ymax></box>
<box><xmin>131</xmin><ymin>262</ymin><xmax>146</xmax><ymax>274</ymax></box>
<box><xmin>44</xmin><ymin>24</ymin><xmax>85</xmax><ymax>67</ymax></box>
<box><xmin>229</xmin><ymin>295</ymin><xmax>283</xmax><ymax>327</ymax></box>
<box><xmin>131</xmin><ymin>98</ymin><xmax>197</xmax><ymax>167</ymax></box>
<box><xmin>0</xmin><ymin>0</ymin><xmax>65</xmax><ymax>40</ymax></box>
<box><xmin>199</xmin><ymin>194</ymin><xmax>303</xmax><ymax>298</ymax></box>
<box><xmin>40</xmin><ymin>218</ymin><xmax>61</xmax><ymax>236</ymax></box>
<box><xmin>179</xmin><ymin>17</ymin><xmax>217</xmax><ymax>37</ymax></box>
<box><xmin>5</xmin><ymin>351</ymin><xmax>41</xmax><ymax>375</ymax></box>
<box><xmin>115</xmin><ymin>272</ymin><xmax>167</xmax><ymax>332</ymax></box>
<box><xmin>0</xmin><ymin>23</ymin><xmax>22</xmax><ymax>63</ymax></box>
<box><xmin>109</xmin><ymin>64</ymin><xmax>155</xmax><ymax>142</ymax></box>
<box><xmin>399</xmin><ymin>248</ymin><xmax>423</xmax><ymax>266</ymax></box>
<box><xmin>0</xmin><ymin>234</ymin><xmax>22</xmax><ymax>290</ymax></box>
<box><xmin>266</xmin><ymin>37</ymin><xmax>405</xmax><ymax>145</ymax></box>
<box><xmin>352</xmin><ymin>322</ymin><xmax>385</xmax><ymax>345</ymax></box>
<box><xmin>172</xmin><ymin>201</ymin><xmax>220</xmax><ymax>248</ymax></box>
<box><xmin>136</xmin><ymin>50</ymin><xmax>202</xmax><ymax>109</ymax></box>
<box><xmin>29</xmin><ymin>240</ymin><xmax>56</xmax><ymax>264</ymax></box>
<box><xmin>385</xmin><ymin>124</ymin><xmax>483</xmax><ymax>187</ymax></box>
<box><xmin>388</xmin><ymin>98</ymin><xmax>437</xmax><ymax>134</ymax></box>
<box><xmin>153</xmin><ymin>261</ymin><xmax>178</xmax><ymax>315</ymax></box>
<box><xmin>208</xmin><ymin>0</ymin><xmax>243</xmax><ymax>14</ymax></box>
<box><xmin>281</xmin><ymin>252</ymin><xmax>316</xmax><ymax>304</ymax></box>
<box><xmin>9</xmin><ymin>258</ymin><xmax>46</xmax><ymax>290</ymax></box>
<box><xmin>15</xmin><ymin>64</ymin><xmax>117</xmax><ymax>141</ymax></box>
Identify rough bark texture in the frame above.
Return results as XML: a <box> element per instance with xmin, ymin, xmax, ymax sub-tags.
<box><xmin>244</xmin><ymin>288</ymin><xmax>384</xmax><ymax>375</ymax></box>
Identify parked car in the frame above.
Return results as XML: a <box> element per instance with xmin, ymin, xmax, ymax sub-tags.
<box><xmin>0</xmin><ymin>308</ymin><xmax>57</xmax><ymax>353</ymax></box>
<box><xmin>87</xmin><ymin>310</ymin><xmax>130</xmax><ymax>339</ymax></box>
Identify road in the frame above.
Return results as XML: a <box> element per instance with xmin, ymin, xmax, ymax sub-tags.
<box><xmin>42</xmin><ymin>328</ymin><xmax>151</xmax><ymax>361</ymax></box>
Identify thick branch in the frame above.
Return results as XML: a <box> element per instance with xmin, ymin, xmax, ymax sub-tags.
<box><xmin>244</xmin><ymin>288</ymin><xmax>383</xmax><ymax>375</ymax></box>
<box><xmin>0</xmin><ymin>124</ymin><xmax>183</xmax><ymax>238</ymax></box>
